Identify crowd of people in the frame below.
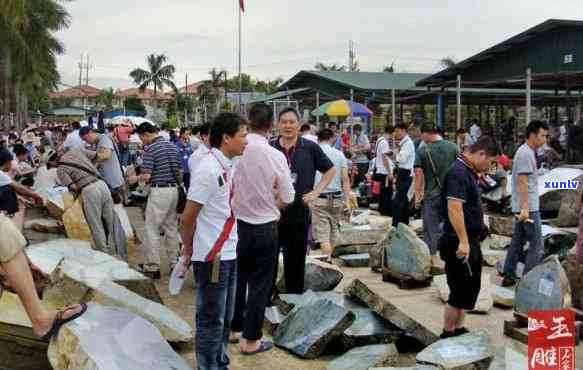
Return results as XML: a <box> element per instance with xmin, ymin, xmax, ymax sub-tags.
<box><xmin>1</xmin><ymin>104</ymin><xmax>582</xmax><ymax>369</ymax></box>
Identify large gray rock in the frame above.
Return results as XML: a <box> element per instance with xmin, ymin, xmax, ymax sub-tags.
<box><xmin>345</xmin><ymin>279</ymin><xmax>438</xmax><ymax>346</ymax></box>
<box><xmin>274</xmin><ymin>298</ymin><xmax>355</xmax><ymax>359</ymax></box>
<box><xmin>339</xmin><ymin>253</ymin><xmax>370</xmax><ymax>267</ymax></box>
<box><xmin>433</xmin><ymin>274</ymin><xmax>493</xmax><ymax>313</ymax></box>
<box><xmin>493</xmin><ymin>285</ymin><xmax>515</xmax><ymax>308</ymax></box>
<box><xmin>514</xmin><ymin>255</ymin><xmax>571</xmax><ymax>315</ymax></box>
<box><xmin>370</xmin><ymin>228</ymin><xmax>398</xmax><ymax>272</ymax></box>
<box><xmin>277</xmin><ymin>258</ymin><xmax>343</xmax><ymax>293</ymax></box>
<box><xmin>489</xmin><ymin>215</ymin><xmax>514</xmax><ymax>237</ymax></box>
<box><xmin>482</xmin><ymin>249</ymin><xmax>506</xmax><ymax>267</ymax></box>
<box><xmin>327</xmin><ymin>344</ymin><xmax>398</xmax><ymax>370</ymax></box>
<box><xmin>337</xmin><ymin>225</ymin><xmax>389</xmax><ymax>246</ymax></box>
<box><xmin>561</xmin><ymin>255</ymin><xmax>583</xmax><ymax>310</ymax></box>
<box><xmin>416</xmin><ymin>330</ymin><xmax>494</xmax><ymax>370</ymax></box>
<box><xmin>490</xmin><ymin>347</ymin><xmax>528</xmax><ymax>370</ymax></box>
<box><xmin>383</xmin><ymin>223</ymin><xmax>431</xmax><ymax>282</ymax></box>
<box><xmin>47</xmin><ymin>303</ymin><xmax>190</xmax><ymax>370</ymax></box>
<box><xmin>333</xmin><ymin>244</ymin><xmax>373</xmax><ymax>258</ymax></box>
<box><xmin>557</xmin><ymin>174</ymin><xmax>583</xmax><ymax>227</ymax></box>
<box><xmin>48</xmin><ymin>260</ymin><xmax>193</xmax><ymax>343</ymax></box>
<box><xmin>26</xmin><ymin>239</ymin><xmax>161</xmax><ymax>303</ymax></box>
<box><xmin>277</xmin><ymin>291</ymin><xmax>356</xmax><ymax>314</ymax></box>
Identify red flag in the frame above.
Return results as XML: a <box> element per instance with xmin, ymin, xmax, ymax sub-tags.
<box><xmin>239</xmin><ymin>0</ymin><xmax>245</xmax><ymax>12</ymax></box>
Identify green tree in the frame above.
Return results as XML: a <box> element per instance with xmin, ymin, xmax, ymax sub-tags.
<box><xmin>314</xmin><ymin>62</ymin><xmax>346</xmax><ymax>72</ymax></box>
<box><xmin>0</xmin><ymin>0</ymin><xmax>71</xmax><ymax>128</ymax></box>
<box><xmin>129</xmin><ymin>53</ymin><xmax>177</xmax><ymax>108</ymax></box>
<box><xmin>440</xmin><ymin>56</ymin><xmax>457</xmax><ymax>69</ymax></box>
<box><xmin>96</xmin><ymin>87</ymin><xmax>115</xmax><ymax>110</ymax></box>
<box><xmin>383</xmin><ymin>63</ymin><xmax>395</xmax><ymax>72</ymax></box>
<box><xmin>123</xmin><ymin>96</ymin><xmax>147</xmax><ymax>117</ymax></box>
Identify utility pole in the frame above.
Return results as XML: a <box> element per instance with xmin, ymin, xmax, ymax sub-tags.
<box><xmin>348</xmin><ymin>40</ymin><xmax>357</xmax><ymax>72</ymax></box>
<box><xmin>185</xmin><ymin>73</ymin><xmax>188</xmax><ymax>126</ymax></box>
<box><xmin>78</xmin><ymin>53</ymin><xmax>84</xmax><ymax>87</ymax></box>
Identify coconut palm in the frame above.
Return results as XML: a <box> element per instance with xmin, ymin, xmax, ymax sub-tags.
<box><xmin>0</xmin><ymin>0</ymin><xmax>70</xmax><ymax>127</ymax></box>
<box><xmin>129</xmin><ymin>53</ymin><xmax>177</xmax><ymax>108</ymax></box>
<box><xmin>440</xmin><ymin>56</ymin><xmax>457</xmax><ymax>69</ymax></box>
<box><xmin>314</xmin><ymin>63</ymin><xmax>346</xmax><ymax>72</ymax></box>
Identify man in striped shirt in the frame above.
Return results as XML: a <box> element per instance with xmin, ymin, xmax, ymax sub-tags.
<box><xmin>129</xmin><ymin>122</ymin><xmax>182</xmax><ymax>279</ymax></box>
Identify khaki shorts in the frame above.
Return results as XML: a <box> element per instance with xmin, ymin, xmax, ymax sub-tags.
<box><xmin>310</xmin><ymin>197</ymin><xmax>344</xmax><ymax>245</ymax></box>
<box><xmin>0</xmin><ymin>214</ymin><xmax>26</xmax><ymax>263</ymax></box>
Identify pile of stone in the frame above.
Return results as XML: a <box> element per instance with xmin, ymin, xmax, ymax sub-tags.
<box><xmin>333</xmin><ymin>223</ymin><xmax>392</xmax><ymax>260</ymax></box>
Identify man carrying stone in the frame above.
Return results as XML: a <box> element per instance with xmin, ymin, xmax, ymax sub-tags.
<box><xmin>414</xmin><ymin>123</ymin><xmax>459</xmax><ymax>268</ymax></box>
<box><xmin>392</xmin><ymin>123</ymin><xmax>415</xmax><ymax>227</ymax></box>
<box><xmin>502</xmin><ymin>121</ymin><xmax>549</xmax><ymax>287</ymax></box>
<box><xmin>79</xmin><ymin>127</ymin><xmax>126</xmax><ymax>204</ymax></box>
<box><xmin>128</xmin><ymin>122</ymin><xmax>182</xmax><ymax>279</ymax></box>
<box><xmin>180</xmin><ymin>113</ymin><xmax>248</xmax><ymax>369</ymax></box>
<box><xmin>270</xmin><ymin>107</ymin><xmax>335</xmax><ymax>294</ymax></box>
<box><xmin>439</xmin><ymin>137</ymin><xmax>499</xmax><ymax>339</ymax></box>
<box><xmin>311</xmin><ymin>128</ymin><xmax>354</xmax><ymax>260</ymax></box>
<box><xmin>230</xmin><ymin>104</ymin><xmax>295</xmax><ymax>354</ymax></box>
<box><xmin>57</xmin><ymin>148</ymin><xmax>116</xmax><ymax>256</ymax></box>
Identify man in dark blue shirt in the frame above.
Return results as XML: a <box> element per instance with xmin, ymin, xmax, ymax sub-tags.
<box><xmin>439</xmin><ymin>136</ymin><xmax>499</xmax><ymax>339</ymax></box>
<box><xmin>271</xmin><ymin>107</ymin><xmax>335</xmax><ymax>294</ymax></box>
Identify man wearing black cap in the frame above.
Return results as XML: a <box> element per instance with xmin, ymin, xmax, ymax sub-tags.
<box><xmin>128</xmin><ymin>122</ymin><xmax>182</xmax><ymax>279</ymax></box>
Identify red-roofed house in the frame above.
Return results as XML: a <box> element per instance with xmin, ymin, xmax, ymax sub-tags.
<box><xmin>48</xmin><ymin>85</ymin><xmax>103</xmax><ymax>108</ymax></box>
<box><xmin>115</xmin><ymin>87</ymin><xmax>172</xmax><ymax>106</ymax></box>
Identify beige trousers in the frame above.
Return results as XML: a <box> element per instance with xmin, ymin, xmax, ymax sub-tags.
<box><xmin>142</xmin><ymin>187</ymin><xmax>180</xmax><ymax>272</ymax></box>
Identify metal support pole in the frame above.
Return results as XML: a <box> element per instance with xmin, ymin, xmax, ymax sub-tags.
<box><xmin>526</xmin><ymin>68</ymin><xmax>532</xmax><ymax>124</ymax></box>
<box><xmin>316</xmin><ymin>90</ymin><xmax>320</xmax><ymax>127</ymax></box>
<box><xmin>391</xmin><ymin>89</ymin><xmax>396</xmax><ymax>126</ymax></box>
<box><xmin>350</xmin><ymin>88</ymin><xmax>354</xmax><ymax>121</ymax></box>
<box><xmin>456</xmin><ymin>74</ymin><xmax>462</xmax><ymax>129</ymax></box>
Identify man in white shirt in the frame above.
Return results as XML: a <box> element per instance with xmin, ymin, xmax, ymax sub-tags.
<box><xmin>469</xmin><ymin>120</ymin><xmax>482</xmax><ymax>143</ymax></box>
<box><xmin>230</xmin><ymin>104</ymin><xmax>294</xmax><ymax>355</ymax></box>
<box><xmin>373</xmin><ymin>125</ymin><xmax>394</xmax><ymax>216</ymax></box>
<box><xmin>180</xmin><ymin>113</ymin><xmax>248</xmax><ymax>369</ymax></box>
<box><xmin>311</xmin><ymin>128</ymin><xmax>353</xmax><ymax>259</ymax></box>
<box><xmin>300</xmin><ymin>124</ymin><xmax>318</xmax><ymax>143</ymax></box>
<box><xmin>392</xmin><ymin>123</ymin><xmax>415</xmax><ymax>227</ymax></box>
<box><xmin>63</xmin><ymin>122</ymin><xmax>86</xmax><ymax>150</ymax></box>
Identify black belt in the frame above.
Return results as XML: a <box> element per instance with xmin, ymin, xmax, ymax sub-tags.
<box><xmin>151</xmin><ymin>183</ymin><xmax>178</xmax><ymax>188</ymax></box>
<box><xmin>319</xmin><ymin>191</ymin><xmax>342</xmax><ymax>199</ymax></box>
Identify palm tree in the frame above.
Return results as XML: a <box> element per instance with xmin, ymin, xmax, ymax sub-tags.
<box><xmin>129</xmin><ymin>53</ymin><xmax>177</xmax><ymax>108</ymax></box>
<box><xmin>199</xmin><ymin>68</ymin><xmax>227</xmax><ymax>120</ymax></box>
<box><xmin>96</xmin><ymin>87</ymin><xmax>115</xmax><ymax>110</ymax></box>
<box><xmin>440</xmin><ymin>56</ymin><xmax>457</xmax><ymax>69</ymax></box>
<box><xmin>314</xmin><ymin>63</ymin><xmax>346</xmax><ymax>72</ymax></box>
<box><xmin>0</xmin><ymin>0</ymin><xmax>70</xmax><ymax>128</ymax></box>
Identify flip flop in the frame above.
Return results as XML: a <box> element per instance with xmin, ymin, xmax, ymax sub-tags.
<box><xmin>241</xmin><ymin>341</ymin><xmax>273</xmax><ymax>356</ymax></box>
<box><xmin>40</xmin><ymin>303</ymin><xmax>88</xmax><ymax>342</ymax></box>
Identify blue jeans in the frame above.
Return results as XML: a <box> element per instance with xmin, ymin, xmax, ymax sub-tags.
<box><xmin>193</xmin><ymin>260</ymin><xmax>237</xmax><ymax>370</ymax></box>
<box><xmin>503</xmin><ymin>211</ymin><xmax>543</xmax><ymax>279</ymax></box>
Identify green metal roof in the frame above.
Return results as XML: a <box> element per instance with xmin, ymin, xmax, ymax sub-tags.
<box><xmin>417</xmin><ymin>19</ymin><xmax>583</xmax><ymax>87</ymax></box>
<box><xmin>278</xmin><ymin>71</ymin><xmax>429</xmax><ymax>92</ymax></box>
<box><xmin>246</xmin><ymin>88</ymin><xmax>310</xmax><ymax>104</ymax></box>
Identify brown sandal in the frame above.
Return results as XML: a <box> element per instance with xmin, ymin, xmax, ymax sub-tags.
<box><xmin>40</xmin><ymin>303</ymin><xmax>88</xmax><ymax>341</ymax></box>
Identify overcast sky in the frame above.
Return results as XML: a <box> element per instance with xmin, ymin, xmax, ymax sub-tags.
<box><xmin>55</xmin><ymin>0</ymin><xmax>583</xmax><ymax>91</ymax></box>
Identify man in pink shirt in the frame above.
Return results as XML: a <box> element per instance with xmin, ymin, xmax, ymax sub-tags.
<box><xmin>230</xmin><ymin>103</ymin><xmax>295</xmax><ymax>355</ymax></box>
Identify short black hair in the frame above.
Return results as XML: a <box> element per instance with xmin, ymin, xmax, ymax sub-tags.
<box><xmin>136</xmin><ymin>122</ymin><xmax>158</xmax><ymax>134</ymax></box>
<box><xmin>179</xmin><ymin>127</ymin><xmax>190</xmax><ymax>136</ymax></box>
<box><xmin>328</xmin><ymin>122</ymin><xmax>338</xmax><ymax>129</ymax></box>
<box><xmin>199</xmin><ymin>122</ymin><xmax>211</xmax><ymax>137</ymax></box>
<box><xmin>353</xmin><ymin>124</ymin><xmax>363</xmax><ymax>132</ymax></box>
<box><xmin>191</xmin><ymin>126</ymin><xmax>201</xmax><ymax>135</ymax></box>
<box><xmin>468</xmin><ymin>136</ymin><xmax>500</xmax><ymax>156</ymax></box>
<box><xmin>384</xmin><ymin>125</ymin><xmax>394</xmax><ymax>134</ymax></box>
<box><xmin>420</xmin><ymin>123</ymin><xmax>438</xmax><ymax>134</ymax></box>
<box><xmin>0</xmin><ymin>149</ymin><xmax>13</xmax><ymax>166</ymax></box>
<box><xmin>456</xmin><ymin>128</ymin><xmax>467</xmax><ymax>134</ymax></box>
<box><xmin>248</xmin><ymin>103</ymin><xmax>274</xmax><ymax>131</ymax></box>
<box><xmin>210</xmin><ymin>112</ymin><xmax>246</xmax><ymax>148</ymax></box>
<box><xmin>300</xmin><ymin>124</ymin><xmax>311</xmax><ymax>132</ymax></box>
<box><xmin>278</xmin><ymin>107</ymin><xmax>300</xmax><ymax>122</ymax></box>
<box><xmin>525</xmin><ymin>120</ymin><xmax>549</xmax><ymax>138</ymax></box>
<box><xmin>395</xmin><ymin>123</ymin><xmax>408</xmax><ymax>131</ymax></box>
<box><xmin>317</xmin><ymin>128</ymin><xmax>335</xmax><ymax>142</ymax></box>
<box><xmin>71</xmin><ymin>121</ymin><xmax>80</xmax><ymax>130</ymax></box>
<box><xmin>12</xmin><ymin>144</ymin><xmax>28</xmax><ymax>156</ymax></box>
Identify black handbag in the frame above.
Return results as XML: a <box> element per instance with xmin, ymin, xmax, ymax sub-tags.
<box><xmin>167</xmin><ymin>151</ymin><xmax>186</xmax><ymax>214</ymax></box>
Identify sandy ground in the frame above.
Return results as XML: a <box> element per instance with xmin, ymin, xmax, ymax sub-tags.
<box><xmin>19</xmin><ymin>205</ymin><xmax>581</xmax><ymax>369</ymax></box>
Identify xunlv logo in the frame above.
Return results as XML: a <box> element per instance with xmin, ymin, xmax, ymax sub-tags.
<box><xmin>543</xmin><ymin>180</ymin><xmax>579</xmax><ymax>190</ymax></box>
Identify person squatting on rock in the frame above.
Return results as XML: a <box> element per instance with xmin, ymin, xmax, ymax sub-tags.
<box><xmin>229</xmin><ymin>103</ymin><xmax>295</xmax><ymax>354</ymax></box>
<box><xmin>180</xmin><ymin>113</ymin><xmax>248</xmax><ymax>369</ymax></box>
<box><xmin>439</xmin><ymin>136</ymin><xmax>500</xmax><ymax>339</ymax></box>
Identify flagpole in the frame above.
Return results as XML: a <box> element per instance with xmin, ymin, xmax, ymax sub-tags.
<box><xmin>238</xmin><ymin>1</ymin><xmax>242</xmax><ymax>113</ymax></box>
